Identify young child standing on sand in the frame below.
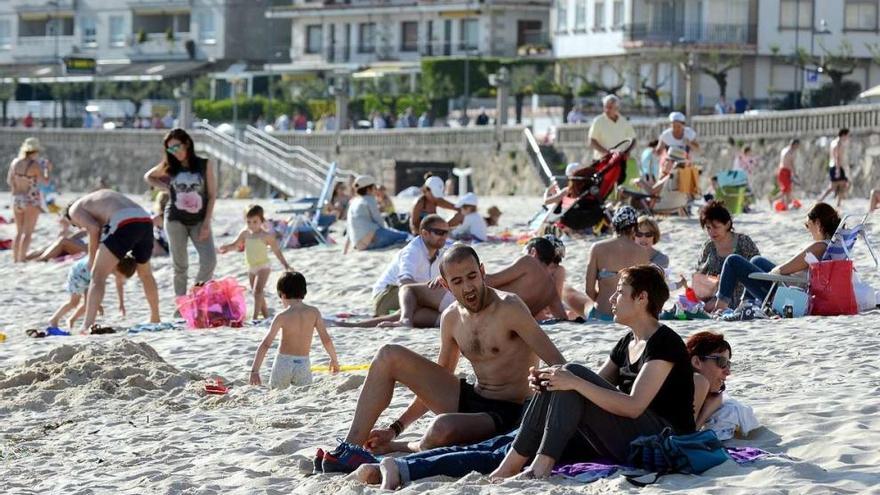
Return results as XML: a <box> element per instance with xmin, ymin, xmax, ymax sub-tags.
<box><xmin>49</xmin><ymin>255</ymin><xmax>137</xmax><ymax>330</ymax></box>
<box><xmin>219</xmin><ymin>205</ymin><xmax>292</xmax><ymax>319</ymax></box>
<box><xmin>249</xmin><ymin>271</ymin><xmax>339</xmax><ymax>389</ymax></box>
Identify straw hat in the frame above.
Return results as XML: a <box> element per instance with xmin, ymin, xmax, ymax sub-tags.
<box><xmin>19</xmin><ymin>137</ymin><xmax>41</xmax><ymax>157</ymax></box>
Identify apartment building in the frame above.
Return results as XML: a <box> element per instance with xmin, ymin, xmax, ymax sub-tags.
<box><xmin>266</xmin><ymin>0</ymin><xmax>550</xmax><ymax>78</ymax></box>
<box><xmin>0</xmin><ymin>0</ymin><xmax>285</xmax><ymax>84</ymax></box>
<box><xmin>552</xmin><ymin>0</ymin><xmax>880</xmax><ymax>111</ymax></box>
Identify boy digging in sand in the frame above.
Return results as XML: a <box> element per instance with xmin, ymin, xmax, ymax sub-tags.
<box><xmin>249</xmin><ymin>272</ymin><xmax>339</xmax><ymax>389</ymax></box>
<box><xmin>49</xmin><ymin>255</ymin><xmax>137</xmax><ymax>330</ymax></box>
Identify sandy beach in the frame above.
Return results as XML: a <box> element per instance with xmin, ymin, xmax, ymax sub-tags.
<box><xmin>2</xmin><ymin>192</ymin><xmax>880</xmax><ymax>494</ymax></box>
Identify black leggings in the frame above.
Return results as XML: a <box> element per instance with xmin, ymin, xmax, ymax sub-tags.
<box><xmin>511</xmin><ymin>363</ymin><xmax>670</xmax><ymax>463</ymax></box>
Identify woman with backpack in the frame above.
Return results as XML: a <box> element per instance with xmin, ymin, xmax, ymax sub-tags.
<box><xmin>490</xmin><ymin>264</ymin><xmax>695</xmax><ymax>479</ymax></box>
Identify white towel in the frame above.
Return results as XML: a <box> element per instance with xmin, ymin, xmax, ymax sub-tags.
<box><xmin>704</xmin><ymin>395</ymin><xmax>760</xmax><ymax>441</ymax></box>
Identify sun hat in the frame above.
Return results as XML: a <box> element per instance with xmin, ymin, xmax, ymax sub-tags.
<box><xmin>424</xmin><ymin>176</ymin><xmax>445</xmax><ymax>198</ymax></box>
<box><xmin>668</xmin><ymin>111</ymin><xmax>687</xmax><ymax>123</ymax></box>
<box><xmin>455</xmin><ymin>192</ymin><xmax>478</xmax><ymax>208</ymax></box>
<box><xmin>354</xmin><ymin>175</ymin><xmax>376</xmax><ymax>189</ymax></box>
<box><xmin>20</xmin><ymin>137</ymin><xmax>41</xmax><ymax>154</ymax></box>
<box><xmin>565</xmin><ymin>162</ymin><xmax>586</xmax><ymax>176</ymax></box>
<box><xmin>612</xmin><ymin>206</ymin><xmax>638</xmax><ymax>231</ymax></box>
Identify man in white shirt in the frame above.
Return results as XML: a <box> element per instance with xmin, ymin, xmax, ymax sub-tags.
<box><xmin>450</xmin><ymin>193</ymin><xmax>488</xmax><ymax>242</ymax></box>
<box><xmin>371</xmin><ymin>215</ymin><xmax>450</xmax><ymax>316</ymax></box>
<box><xmin>588</xmin><ymin>95</ymin><xmax>637</xmax><ymax>160</ymax></box>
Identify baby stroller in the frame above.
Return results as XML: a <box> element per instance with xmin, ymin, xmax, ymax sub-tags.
<box><xmin>539</xmin><ymin>139</ymin><xmax>635</xmax><ymax>233</ymax></box>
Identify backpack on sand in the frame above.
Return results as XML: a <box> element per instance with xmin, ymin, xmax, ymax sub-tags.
<box><xmin>626</xmin><ymin>428</ymin><xmax>729</xmax><ymax>486</ymax></box>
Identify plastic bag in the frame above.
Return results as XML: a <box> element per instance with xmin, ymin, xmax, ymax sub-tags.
<box><xmin>809</xmin><ymin>260</ymin><xmax>857</xmax><ymax>316</ymax></box>
<box><xmin>176</xmin><ymin>278</ymin><xmax>247</xmax><ymax>329</ymax></box>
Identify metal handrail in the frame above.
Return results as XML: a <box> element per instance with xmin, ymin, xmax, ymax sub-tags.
<box><xmin>194</xmin><ymin>121</ymin><xmax>325</xmax><ymax>197</ymax></box>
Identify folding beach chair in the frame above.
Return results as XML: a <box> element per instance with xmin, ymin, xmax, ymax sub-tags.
<box><xmin>749</xmin><ymin>213</ymin><xmax>879</xmax><ymax>315</ymax></box>
<box><xmin>278</xmin><ymin>161</ymin><xmax>338</xmax><ymax>247</ymax></box>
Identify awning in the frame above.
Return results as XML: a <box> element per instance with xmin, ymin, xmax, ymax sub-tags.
<box><xmin>352</xmin><ymin>62</ymin><xmax>421</xmax><ymax>79</ymax></box>
<box><xmin>859</xmin><ymin>84</ymin><xmax>880</xmax><ymax>99</ymax></box>
<box><xmin>0</xmin><ymin>60</ymin><xmax>213</xmax><ymax>83</ymax></box>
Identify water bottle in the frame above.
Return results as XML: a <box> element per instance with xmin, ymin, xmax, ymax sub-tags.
<box><xmin>783</xmin><ymin>304</ymin><xmax>794</xmax><ymax>319</ymax></box>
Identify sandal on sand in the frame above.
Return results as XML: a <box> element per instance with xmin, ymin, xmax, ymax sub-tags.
<box><xmin>26</xmin><ymin>328</ymin><xmax>48</xmax><ymax>338</ymax></box>
<box><xmin>88</xmin><ymin>324</ymin><xmax>117</xmax><ymax>335</ymax></box>
<box><xmin>204</xmin><ymin>378</ymin><xmax>229</xmax><ymax>395</ymax></box>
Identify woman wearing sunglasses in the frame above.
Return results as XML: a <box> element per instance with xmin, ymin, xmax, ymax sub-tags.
<box><xmin>144</xmin><ymin>128</ymin><xmax>217</xmax><ymax>297</ymax></box>
<box><xmin>634</xmin><ymin>216</ymin><xmax>669</xmax><ymax>269</ymax></box>
<box><xmin>687</xmin><ymin>331</ymin><xmax>732</xmax><ymax>428</ymax></box>
<box><xmin>711</xmin><ymin>202</ymin><xmax>840</xmax><ymax>312</ymax></box>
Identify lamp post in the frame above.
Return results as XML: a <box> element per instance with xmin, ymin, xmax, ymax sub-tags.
<box><xmin>48</xmin><ymin>0</ymin><xmax>60</xmax><ymax>126</ymax></box>
<box><xmin>793</xmin><ymin>0</ymin><xmax>800</xmax><ymax>108</ymax></box>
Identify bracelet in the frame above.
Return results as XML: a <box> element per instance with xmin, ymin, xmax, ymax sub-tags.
<box><xmin>389</xmin><ymin>420</ymin><xmax>404</xmax><ymax>437</ymax></box>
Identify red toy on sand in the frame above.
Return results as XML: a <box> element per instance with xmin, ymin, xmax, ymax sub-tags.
<box><xmin>773</xmin><ymin>199</ymin><xmax>802</xmax><ymax>212</ymax></box>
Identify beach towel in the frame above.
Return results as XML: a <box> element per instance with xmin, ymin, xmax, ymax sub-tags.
<box><xmin>0</xmin><ymin>239</ymin><xmax>11</xmax><ymax>250</ymax></box>
<box><xmin>553</xmin><ymin>446</ymin><xmax>775</xmax><ymax>483</ymax></box>
<box><xmin>127</xmin><ymin>322</ymin><xmax>183</xmax><ymax>334</ymax></box>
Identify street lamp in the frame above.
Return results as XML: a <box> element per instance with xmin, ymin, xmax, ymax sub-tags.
<box><xmin>48</xmin><ymin>0</ymin><xmax>60</xmax><ymax>126</ymax></box>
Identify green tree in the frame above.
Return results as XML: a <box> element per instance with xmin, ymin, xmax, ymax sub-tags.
<box><xmin>790</xmin><ymin>41</ymin><xmax>859</xmax><ymax>106</ymax></box>
<box><xmin>699</xmin><ymin>52</ymin><xmax>741</xmax><ymax>99</ymax></box>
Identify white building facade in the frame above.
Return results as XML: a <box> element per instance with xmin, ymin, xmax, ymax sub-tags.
<box><xmin>552</xmin><ymin>0</ymin><xmax>880</xmax><ymax>111</ymax></box>
<box><xmin>267</xmin><ymin>0</ymin><xmax>551</xmax><ymax>76</ymax></box>
<box><xmin>0</xmin><ymin>0</ymin><xmax>280</xmax><ymax>70</ymax></box>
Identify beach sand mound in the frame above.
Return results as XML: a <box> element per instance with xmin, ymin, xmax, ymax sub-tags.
<box><xmin>0</xmin><ymin>339</ymin><xmax>201</xmax><ymax>412</ymax></box>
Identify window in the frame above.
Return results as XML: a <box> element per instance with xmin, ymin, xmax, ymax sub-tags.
<box><xmin>400</xmin><ymin>21</ymin><xmax>418</xmax><ymax>51</ymax></box>
<box><xmin>517</xmin><ymin>20</ymin><xmax>543</xmax><ymax>46</ymax></box>
<box><xmin>845</xmin><ymin>1</ymin><xmax>878</xmax><ymax>30</ymax></box>
<box><xmin>358</xmin><ymin>22</ymin><xmax>375</xmax><ymax>53</ymax></box>
<box><xmin>779</xmin><ymin>0</ymin><xmax>813</xmax><ymax>29</ymax></box>
<box><xmin>305</xmin><ymin>24</ymin><xmax>323</xmax><ymax>54</ymax></box>
<box><xmin>81</xmin><ymin>16</ymin><xmax>97</xmax><ymax>46</ymax></box>
<box><xmin>459</xmin><ymin>18</ymin><xmax>478</xmax><ymax>50</ymax></box>
<box><xmin>594</xmin><ymin>1</ymin><xmax>606</xmax><ymax>30</ymax></box>
<box><xmin>556</xmin><ymin>0</ymin><xmax>568</xmax><ymax>32</ymax></box>
<box><xmin>109</xmin><ymin>15</ymin><xmax>124</xmax><ymax>46</ymax></box>
<box><xmin>575</xmin><ymin>0</ymin><xmax>587</xmax><ymax>31</ymax></box>
<box><xmin>0</xmin><ymin>19</ymin><xmax>11</xmax><ymax>49</ymax></box>
<box><xmin>198</xmin><ymin>10</ymin><xmax>216</xmax><ymax>43</ymax></box>
<box><xmin>612</xmin><ymin>0</ymin><xmax>624</xmax><ymax>29</ymax></box>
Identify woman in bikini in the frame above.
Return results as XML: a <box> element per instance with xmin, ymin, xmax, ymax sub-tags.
<box><xmin>562</xmin><ymin>206</ymin><xmax>651</xmax><ymax>321</ymax></box>
<box><xmin>6</xmin><ymin>138</ymin><xmax>45</xmax><ymax>262</ymax></box>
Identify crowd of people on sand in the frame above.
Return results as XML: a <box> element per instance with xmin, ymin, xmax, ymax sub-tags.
<box><xmin>2</xmin><ymin>106</ymin><xmax>874</xmax><ymax>487</ymax></box>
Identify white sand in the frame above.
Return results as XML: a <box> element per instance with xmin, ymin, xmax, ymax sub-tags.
<box><xmin>2</xmin><ymin>192</ymin><xmax>880</xmax><ymax>494</ymax></box>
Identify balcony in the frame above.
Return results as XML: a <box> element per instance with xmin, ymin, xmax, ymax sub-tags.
<box><xmin>624</xmin><ymin>22</ymin><xmax>757</xmax><ymax>47</ymax></box>
<box><xmin>127</xmin><ymin>32</ymin><xmax>192</xmax><ymax>60</ymax></box>
<box><xmin>13</xmin><ymin>35</ymin><xmax>75</xmax><ymax>61</ymax></box>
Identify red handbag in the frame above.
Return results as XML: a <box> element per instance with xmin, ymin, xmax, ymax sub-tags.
<box><xmin>809</xmin><ymin>260</ymin><xmax>858</xmax><ymax>316</ymax></box>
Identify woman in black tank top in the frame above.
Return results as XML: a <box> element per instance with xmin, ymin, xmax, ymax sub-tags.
<box><xmin>144</xmin><ymin>129</ymin><xmax>217</xmax><ymax>297</ymax></box>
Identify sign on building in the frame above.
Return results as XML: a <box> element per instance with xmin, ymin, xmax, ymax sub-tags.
<box><xmin>63</xmin><ymin>57</ymin><xmax>97</xmax><ymax>75</ymax></box>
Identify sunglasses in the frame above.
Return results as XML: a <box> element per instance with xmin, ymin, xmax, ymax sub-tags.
<box><xmin>166</xmin><ymin>144</ymin><xmax>183</xmax><ymax>154</ymax></box>
<box><xmin>425</xmin><ymin>227</ymin><xmax>449</xmax><ymax>236</ymax></box>
<box><xmin>700</xmin><ymin>355</ymin><xmax>731</xmax><ymax>369</ymax></box>
<box><xmin>635</xmin><ymin>231</ymin><xmax>654</xmax><ymax>238</ymax></box>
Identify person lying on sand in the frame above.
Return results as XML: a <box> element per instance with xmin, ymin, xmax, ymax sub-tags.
<box><xmin>337</xmin><ymin>237</ymin><xmax>569</xmax><ymax>328</ymax></box>
<box><xmin>316</xmin><ymin>245</ymin><xmax>566</xmax><ymax>474</ymax></box>
<box><xmin>65</xmin><ymin>189</ymin><xmax>160</xmax><ymax>333</ymax></box>
<box><xmin>351</xmin><ymin>272</ymin><xmax>733</xmax><ymax>489</ymax></box>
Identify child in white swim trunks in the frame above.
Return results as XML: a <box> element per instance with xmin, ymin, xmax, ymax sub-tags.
<box><xmin>49</xmin><ymin>255</ymin><xmax>137</xmax><ymax>330</ymax></box>
<box><xmin>218</xmin><ymin>204</ymin><xmax>292</xmax><ymax>320</ymax></box>
<box><xmin>249</xmin><ymin>271</ymin><xmax>339</xmax><ymax>389</ymax></box>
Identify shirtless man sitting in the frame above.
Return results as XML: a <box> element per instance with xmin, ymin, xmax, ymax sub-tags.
<box><xmin>65</xmin><ymin>189</ymin><xmax>161</xmax><ymax>333</ymax></box>
<box><xmin>318</xmin><ymin>245</ymin><xmax>566</xmax><ymax>473</ymax></box>
<box><xmin>347</xmin><ymin>237</ymin><xmax>569</xmax><ymax>329</ymax></box>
